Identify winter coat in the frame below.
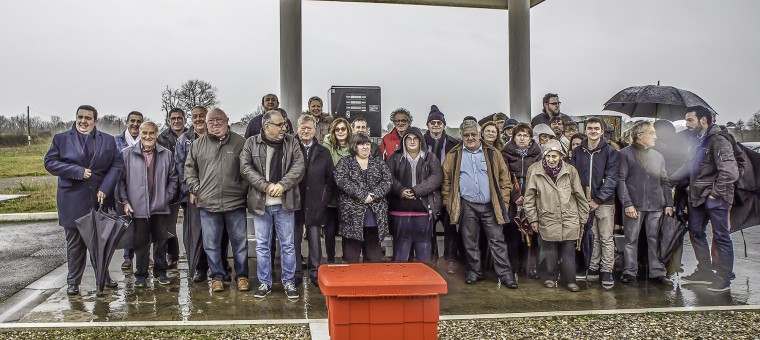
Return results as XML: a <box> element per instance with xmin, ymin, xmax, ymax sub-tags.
<box><xmin>304</xmin><ymin>112</ymin><xmax>334</xmax><ymax>144</ymax></box>
<box><xmin>523</xmin><ymin>161</ymin><xmax>589</xmax><ymax>242</ymax></box>
<box><xmin>44</xmin><ymin>125</ymin><xmax>123</xmax><ymax>229</ymax></box>
<box><xmin>174</xmin><ymin>129</ymin><xmax>201</xmax><ymax>203</ymax></box>
<box><xmin>381</xmin><ymin>128</ymin><xmax>403</xmax><ymax>160</ymax></box>
<box><xmin>157</xmin><ymin>128</ymin><xmax>186</xmax><ymax>156</ymax></box>
<box><xmin>323</xmin><ymin>134</ymin><xmax>351</xmax><ymax>207</ymax></box>
<box><xmin>441</xmin><ymin>143</ymin><xmax>513</xmax><ymax>225</ymax></box>
<box><xmin>294</xmin><ymin>137</ymin><xmax>335</xmax><ymax>226</ymax></box>
<box><xmin>501</xmin><ymin>140</ymin><xmax>543</xmax><ymax>216</ymax></box>
<box><xmin>617</xmin><ymin>144</ymin><xmax>673</xmax><ymax>212</ymax></box>
<box><xmin>570</xmin><ymin>138</ymin><xmax>619</xmax><ymax>205</ymax></box>
<box><xmin>334</xmin><ymin>155</ymin><xmax>392</xmax><ymax>242</ymax></box>
<box><xmin>239</xmin><ymin>134</ymin><xmax>305</xmax><ymax>215</ymax></box>
<box><xmin>386</xmin><ymin>127</ymin><xmax>443</xmax><ymax>217</ymax></box>
<box><xmin>424</xmin><ymin>130</ymin><xmax>460</xmax><ymax>164</ymax></box>
<box><xmin>671</xmin><ymin>124</ymin><xmax>740</xmax><ymax>206</ymax></box>
<box><xmin>184</xmin><ymin>131</ymin><xmax>248</xmax><ymax>213</ymax></box>
<box><xmin>114</xmin><ymin>130</ymin><xmax>136</xmax><ymax>151</ymax></box>
<box><xmin>118</xmin><ymin>142</ymin><xmax>178</xmax><ymax>218</ymax></box>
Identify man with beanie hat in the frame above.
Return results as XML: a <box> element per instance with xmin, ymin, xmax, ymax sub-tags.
<box><xmin>425</xmin><ymin>105</ymin><xmax>463</xmax><ymax>274</ymax></box>
<box><xmin>502</xmin><ymin>119</ymin><xmax>519</xmax><ymax>144</ymax></box>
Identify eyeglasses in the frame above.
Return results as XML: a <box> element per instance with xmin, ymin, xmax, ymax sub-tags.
<box><xmin>268</xmin><ymin>121</ymin><xmax>286</xmax><ymax>128</ymax></box>
<box><xmin>462</xmin><ymin>133</ymin><xmax>478</xmax><ymax>139</ymax></box>
<box><xmin>335</xmin><ymin>127</ymin><xmax>347</xmax><ymax>132</ymax></box>
<box><xmin>394</xmin><ymin>119</ymin><xmax>409</xmax><ymax>124</ymax></box>
<box><xmin>170</xmin><ymin>117</ymin><xmax>185</xmax><ymax>121</ymax></box>
<box><xmin>548</xmin><ymin>102</ymin><xmax>561</xmax><ymax>106</ymax></box>
<box><xmin>207</xmin><ymin>118</ymin><xmax>225</xmax><ymax>124</ymax></box>
<box><xmin>407</xmin><ymin>137</ymin><xmax>420</xmax><ymax>142</ymax></box>
<box><xmin>428</xmin><ymin>120</ymin><xmax>444</xmax><ymax>126</ymax></box>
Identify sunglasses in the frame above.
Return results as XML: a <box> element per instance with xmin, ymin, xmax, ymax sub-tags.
<box><xmin>335</xmin><ymin>127</ymin><xmax>347</xmax><ymax>132</ymax></box>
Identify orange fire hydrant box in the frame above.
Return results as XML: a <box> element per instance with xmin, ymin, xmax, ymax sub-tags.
<box><xmin>318</xmin><ymin>263</ymin><xmax>448</xmax><ymax>340</ymax></box>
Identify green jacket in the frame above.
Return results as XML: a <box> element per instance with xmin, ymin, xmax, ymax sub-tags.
<box><xmin>184</xmin><ymin>131</ymin><xmax>248</xmax><ymax>213</ymax></box>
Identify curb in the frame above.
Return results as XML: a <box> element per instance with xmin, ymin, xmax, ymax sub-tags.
<box><xmin>0</xmin><ymin>212</ymin><xmax>58</xmax><ymax>222</ymax></box>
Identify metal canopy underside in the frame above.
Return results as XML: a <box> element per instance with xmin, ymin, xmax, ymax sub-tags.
<box><xmin>313</xmin><ymin>0</ymin><xmax>545</xmax><ymax>10</ymax></box>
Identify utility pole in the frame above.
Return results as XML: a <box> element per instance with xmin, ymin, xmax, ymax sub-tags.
<box><xmin>27</xmin><ymin>106</ymin><xmax>31</xmax><ymax>146</ymax></box>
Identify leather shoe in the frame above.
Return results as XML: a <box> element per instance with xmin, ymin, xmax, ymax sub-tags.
<box><xmin>465</xmin><ymin>272</ymin><xmax>481</xmax><ymax>284</ymax></box>
<box><xmin>67</xmin><ymin>284</ymin><xmax>79</xmax><ymax>295</ymax></box>
<box><xmin>105</xmin><ymin>278</ymin><xmax>118</xmax><ymax>289</ymax></box>
<box><xmin>193</xmin><ymin>271</ymin><xmax>208</xmax><ymax>283</ymax></box>
<box><xmin>501</xmin><ymin>275</ymin><xmax>518</xmax><ymax>289</ymax></box>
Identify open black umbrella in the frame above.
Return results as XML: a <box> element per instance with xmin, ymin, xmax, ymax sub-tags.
<box><xmin>75</xmin><ymin>208</ymin><xmax>129</xmax><ymax>294</ymax></box>
<box><xmin>183</xmin><ymin>203</ymin><xmax>204</xmax><ymax>281</ymax></box>
<box><xmin>603</xmin><ymin>85</ymin><xmax>716</xmax><ymax>121</ymax></box>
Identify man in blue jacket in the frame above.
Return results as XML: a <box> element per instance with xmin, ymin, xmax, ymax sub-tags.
<box><xmin>570</xmin><ymin>117</ymin><xmax>619</xmax><ymax>288</ymax></box>
<box><xmin>44</xmin><ymin>105</ymin><xmax>123</xmax><ymax>295</ymax></box>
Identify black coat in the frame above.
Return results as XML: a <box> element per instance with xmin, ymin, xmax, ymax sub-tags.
<box><xmin>501</xmin><ymin>140</ymin><xmax>542</xmax><ymax>217</ymax></box>
<box><xmin>570</xmin><ymin>138</ymin><xmax>619</xmax><ymax>205</ymax></box>
<box><xmin>386</xmin><ymin>128</ymin><xmax>443</xmax><ymax>217</ymax></box>
<box><xmin>244</xmin><ymin>114</ymin><xmax>293</xmax><ymax>138</ymax></box>
<box><xmin>617</xmin><ymin>144</ymin><xmax>673</xmax><ymax>211</ymax></box>
<box><xmin>295</xmin><ymin>138</ymin><xmax>335</xmax><ymax>227</ymax></box>
<box><xmin>334</xmin><ymin>155</ymin><xmax>391</xmax><ymax>242</ymax></box>
<box><xmin>44</xmin><ymin>126</ymin><xmax>123</xmax><ymax>229</ymax></box>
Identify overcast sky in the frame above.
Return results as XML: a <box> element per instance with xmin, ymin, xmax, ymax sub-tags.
<box><xmin>2</xmin><ymin>0</ymin><xmax>759</xmax><ymax>128</ymax></box>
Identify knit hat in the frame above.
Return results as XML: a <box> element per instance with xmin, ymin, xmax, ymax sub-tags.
<box><xmin>542</xmin><ymin>139</ymin><xmax>566</xmax><ymax>157</ymax></box>
<box><xmin>503</xmin><ymin>118</ymin><xmax>518</xmax><ymax>130</ymax></box>
<box><xmin>427</xmin><ymin>105</ymin><xmax>446</xmax><ymax>125</ymax></box>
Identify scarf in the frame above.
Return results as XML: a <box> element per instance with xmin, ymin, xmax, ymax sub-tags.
<box><xmin>124</xmin><ymin>130</ymin><xmax>139</xmax><ymax>147</ymax></box>
<box><xmin>425</xmin><ymin>131</ymin><xmax>447</xmax><ymax>164</ymax></box>
<box><xmin>262</xmin><ymin>134</ymin><xmax>285</xmax><ymax>184</ymax></box>
<box><xmin>543</xmin><ymin>159</ymin><xmax>563</xmax><ymax>183</ymax></box>
<box><xmin>516</xmin><ymin>145</ymin><xmax>530</xmax><ymax>158</ymax></box>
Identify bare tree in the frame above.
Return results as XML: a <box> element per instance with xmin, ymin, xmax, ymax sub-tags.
<box><xmin>161</xmin><ymin>79</ymin><xmax>221</xmax><ymax>122</ymax></box>
<box><xmin>161</xmin><ymin>86</ymin><xmax>182</xmax><ymax>120</ymax></box>
<box><xmin>735</xmin><ymin>119</ymin><xmax>746</xmax><ymax>141</ymax></box>
<box><xmin>238</xmin><ymin>105</ymin><xmax>266</xmax><ymax>125</ymax></box>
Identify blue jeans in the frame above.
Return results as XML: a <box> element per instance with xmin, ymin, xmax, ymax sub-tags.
<box><xmin>253</xmin><ymin>205</ymin><xmax>296</xmax><ymax>286</ymax></box>
<box><xmin>391</xmin><ymin>215</ymin><xmax>433</xmax><ymax>263</ymax></box>
<box><xmin>199</xmin><ymin>208</ymin><xmax>249</xmax><ymax>281</ymax></box>
<box><xmin>688</xmin><ymin>198</ymin><xmax>734</xmax><ymax>283</ymax></box>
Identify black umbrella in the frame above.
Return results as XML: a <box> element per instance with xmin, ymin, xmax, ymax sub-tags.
<box><xmin>75</xmin><ymin>208</ymin><xmax>129</xmax><ymax>294</ymax></box>
<box><xmin>603</xmin><ymin>85</ymin><xmax>716</xmax><ymax>121</ymax></box>
<box><xmin>183</xmin><ymin>202</ymin><xmax>204</xmax><ymax>281</ymax></box>
<box><xmin>657</xmin><ymin>213</ymin><xmax>688</xmax><ymax>264</ymax></box>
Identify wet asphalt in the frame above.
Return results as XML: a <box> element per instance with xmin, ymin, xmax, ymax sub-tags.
<box><xmin>1</xmin><ymin>220</ymin><xmax>758</xmax><ymax>323</ymax></box>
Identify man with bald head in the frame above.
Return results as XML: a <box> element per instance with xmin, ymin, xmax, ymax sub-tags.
<box><xmin>185</xmin><ymin>108</ymin><xmax>250</xmax><ymax>293</ymax></box>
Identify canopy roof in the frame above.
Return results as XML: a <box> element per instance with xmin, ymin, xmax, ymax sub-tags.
<box><xmin>314</xmin><ymin>0</ymin><xmax>545</xmax><ymax>10</ymax></box>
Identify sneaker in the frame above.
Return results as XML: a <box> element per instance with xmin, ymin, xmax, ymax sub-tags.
<box><xmin>543</xmin><ymin>280</ymin><xmax>556</xmax><ymax>288</ymax></box>
<box><xmin>284</xmin><ymin>282</ymin><xmax>300</xmax><ymax>299</ymax></box>
<box><xmin>211</xmin><ymin>280</ymin><xmax>224</xmax><ymax>292</ymax></box>
<box><xmin>601</xmin><ymin>272</ymin><xmax>614</xmax><ymax>288</ymax></box>
<box><xmin>121</xmin><ymin>259</ymin><xmax>133</xmax><ymax>270</ymax></box>
<box><xmin>621</xmin><ymin>274</ymin><xmax>635</xmax><ymax>284</ymax></box>
<box><xmin>706</xmin><ymin>280</ymin><xmax>730</xmax><ymax>292</ymax></box>
<box><xmin>681</xmin><ymin>270</ymin><xmax>714</xmax><ymax>285</ymax></box>
<box><xmin>237</xmin><ymin>277</ymin><xmax>250</xmax><ymax>291</ymax></box>
<box><xmin>157</xmin><ymin>276</ymin><xmax>171</xmax><ymax>285</ymax></box>
<box><xmin>575</xmin><ymin>272</ymin><xmax>587</xmax><ymax>281</ymax></box>
<box><xmin>134</xmin><ymin>279</ymin><xmax>147</xmax><ymax>288</ymax></box>
<box><xmin>254</xmin><ymin>284</ymin><xmax>271</xmax><ymax>298</ymax></box>
<box><xmin>446</xmin><ymin>261</ymin><xmax>456</xmax><ymax>275</ymax></box>
<box><xmin>587</xmin><ymin>269</ymin><xmax>600</xmax><ymax>282</ymax></box>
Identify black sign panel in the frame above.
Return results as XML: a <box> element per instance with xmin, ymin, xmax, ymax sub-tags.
<box><xmin>329</xmin><ymin>86</ymin><xmax>381</xmax><ymax>137</ymax></box>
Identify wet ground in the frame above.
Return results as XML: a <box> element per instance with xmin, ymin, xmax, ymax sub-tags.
<box><xmin>13</xmin><ymin>226</ymin><xmax>759</xmax><ymax>323</ymax></box>
<box><xmin>0</xmin><ymin>221</ymin><xmax>65</xmax><ymax>302</ymax></box>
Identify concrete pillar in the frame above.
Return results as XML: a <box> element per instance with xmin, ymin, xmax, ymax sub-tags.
<box><xmin>280</xmin><ymin>0</ymin><xmax>302</xmax><ymax>120</ymax></box>
<box><xmin>508</xmin><ymin>0</ymin><xmax>531</xmax><ymax>123</ymax></box>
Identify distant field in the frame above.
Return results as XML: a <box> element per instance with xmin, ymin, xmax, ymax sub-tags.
<box><xmin>0</xmin><ymin>141</ymin><xmax>50</xmax><ymax>178</ymax></box>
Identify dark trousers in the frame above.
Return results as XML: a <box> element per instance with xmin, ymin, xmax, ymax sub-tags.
<box><xmin>65</xmin><ymin>228</ymin><xmax>92</xmax><ymax>285</ymax></box>
<box><xmin>181</xmin><ymin>202</ymin><xmax>230</xmax><ymax>275</ymax></box>
<box><xmin>544</xmin><ymin>240</ymin><xmax>577</xmax><ymax>285</ymax></box>
<box><xmin>166</xmin><ymin>203</ymin><xmax>180</xmax><ymax>261</ymax></box>
<box><xmin>133</xmin><ymin>215</ymin><xmax>169</xmax><ymax>279</ymax></box>
<box><xmin>343</xmin><ymin>228</ymin><xmax>383</xmax><ymax>263</ymax></box>
<box><xmin>689</xmin><ymin>198</ymin><xmax>734</xmax><ymax>283</ymax></box>
<box><xmin>294</xmin><ymin>222</ymin><xmax>304</xmax><ymax>281</ymax></box>
<box><xmin>391</xmin><ymin>215</ymin><xmax>433</xmax><ymax>263</ymax></box>
<box><xmin>504</xmin><ymin>223</ymin><xmax>538</xmax><ymax>275</ymax></box>
<box><xmin>325</xmin><ymin>207</ymin><xmax>339</xmax><ymax>262</ymax></box>
<box><xmin>306</xmin><ymin>225</ymin><xmax>322</xmax><ymax>282</ymax></box>
<box><xmin>440</xmin><ymin>207</ymin><xmax>461</xmax><ymax>261</ymax></box>
<box><xmin>460</xmin><ymin>200</ymin><xmax>512</xmax><ymax>280</ymax></box>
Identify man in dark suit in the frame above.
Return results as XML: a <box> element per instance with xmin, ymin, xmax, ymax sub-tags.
<box><xmin>44</xmin><ymin>105</ymin><xmax>124</xmax><ymax>295</ymax></box>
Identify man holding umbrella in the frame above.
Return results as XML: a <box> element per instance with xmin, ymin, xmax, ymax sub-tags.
<box><xmin>44</xmin><ymin>105</ymin><xmax>123</xmax><ymax>295</ymax></box>
<box><xmin>119</xmin><ymin>121</ymin><xmax>178</xmax><ymax>288</ymax></box>
<box><xmin>672</xmin><ymin>106</ymin><xmax>739</xmax><ymax>292</ymax></box>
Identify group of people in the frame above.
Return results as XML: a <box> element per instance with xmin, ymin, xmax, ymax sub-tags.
<box><xmin>43</xmin><ymin>91</ymin><xmax>740</xmax><ymax>300</ymax></box>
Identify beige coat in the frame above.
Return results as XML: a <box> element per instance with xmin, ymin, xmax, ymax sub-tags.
<box><xmin>523</xmin><ymin>161</ymin><xmax>589</xmax><ymax>242</ymax></box>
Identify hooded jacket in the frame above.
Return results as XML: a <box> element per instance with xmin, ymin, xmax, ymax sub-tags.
<box><xmin>570</xmin><ymin>138</ymin><xmax>619</xmax><ymax>205</ymax></box>
<box><xmin>118</xmin><ymin>142</ymin><xmax>178</xmax><ymax>218</ymax></box>
<box><xmin>239</xmin><ymin>133</ymin><xmax>305</xmax><ymax>215</ymax></box>
<box><xmin>386</xmin><ymin>127</ymin><xmax>443</xmax><ymax>217</ymax></box>
<box><xmin>671</xmin><ymin>124</ymin><xmax>740</xmax><ymax>206</ymax></box>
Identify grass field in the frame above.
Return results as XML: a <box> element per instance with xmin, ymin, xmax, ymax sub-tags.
<box><xmin>0</xmin><ymin>180</ymin><xmax>57</xmax><ymax>214</ymax></box>
<box><xmin>0</xmin><ymin>142</ymin><xmax>50</xmax><ymax>178</ymax></box>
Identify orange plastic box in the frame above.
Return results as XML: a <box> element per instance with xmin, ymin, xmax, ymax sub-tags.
<box><xmin>318</xmin><ymin>263</ymin><xmax>448</xmax><ymax>340</ymax></box>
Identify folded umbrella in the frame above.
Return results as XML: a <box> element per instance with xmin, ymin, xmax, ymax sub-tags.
<box><xmin>603</xmin><ymin>85</ymin><xmax>716</xmax><ymax>121</ymax></box>
<box><xmin>75</xmin><ymin>208</ymin><xmax>129</xmax><ymax>294</ymax></box>
<box><xmin>183</xmin><ymin>202</ymin><xmax>204</xmax><ymax>281</ymax></box>
<box><xmin>657</xmin><ymin>213</ymin><xmax>688</xmax><ymax>264</ymax></box>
